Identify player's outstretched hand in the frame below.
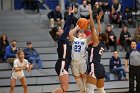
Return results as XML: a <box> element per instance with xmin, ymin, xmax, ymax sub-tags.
<box><xmin>96</xmin><ymin>11</ymin><xmax>104</xmax><ymax>20</ymax></box>
<box><xmin>69</xmin><ymin>5</ymin><xmax>75</xmax><ymax>14</ymax></box>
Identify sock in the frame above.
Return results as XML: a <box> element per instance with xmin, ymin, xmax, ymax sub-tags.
<box><xmin>86</xmin><ymin>83</ymin><xmax>96</xmax><ymax>93</ymax></box>
<box><xmin>97</xmin><ymin>87</ymin><xmax>106</xmax><ymax>93</ymax></box>
<box><xmin>76</xmin><ymin>78</ymin><xmax>85</xmax><ymax>92</ymax></box>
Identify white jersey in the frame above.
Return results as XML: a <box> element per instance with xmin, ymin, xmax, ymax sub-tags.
<box><xmin>12</xmin><ymin>59</ymin><xmax>29</xmax><ymax>79</ymax></box>
<box><xmin>72</xmin><ymin>37</ymin><xmax>87</xmax><ymax>61</ymax></box>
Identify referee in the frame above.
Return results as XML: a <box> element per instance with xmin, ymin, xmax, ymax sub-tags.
<box><xmin>125</xmin><ymin>40</ymin><xmax>140</xmax><ymax>93</ymax></box>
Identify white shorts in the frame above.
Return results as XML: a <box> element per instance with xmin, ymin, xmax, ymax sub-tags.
<box><xmin>11</xmin><ymin>72</ymin><xmax>24</xmax><ymax>80</ymax></box>
<box><xmin>71</xmin><ymin>60</ymin><xmax>87</xmax><ymax>77</ymax></box>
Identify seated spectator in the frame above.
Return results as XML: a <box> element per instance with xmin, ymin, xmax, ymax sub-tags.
<box><xmin>98</xmin><ymin>0</ymin><xmax>109</xmax><ymax>21</ymax></box>
<box><xmin>24</xmin><ymin>41</ymin><xmax>43</xmax><ymax>69</ymax></box>
<box><xmin>98</xmin><ymin>0</ymin><xmax>109</xmax><ymax>12</ymax></box>
<box><xmin>0</xmin><ymin>34</ymin><xmax>9</xmax><ymax>62</ymax></box>
<box><xmin>105</xmin><ymin>24</ymin><xmax>117</xmax><ymax>51</ymax></box>
<box><xmin>4</xmin><ymin>40</ymin><xmax>17</xmax><ymax>65</ymax></box>
<box><xmin>109</xmin><ymin>51</ymin><xmax>127</xmax><ymax>80</ymax></box>
<box><xmin>119</xmin><ymin>26</ymin><xmax>131</xmax><ymax>51</ymax></box>
<box><xmin>109</xmin><ymin>0</ymin><xmax>121</xmax><ymax>27</ymax></box>
<box><xmin>92</xmin><ymin>2</ymin><xmax>104</xmax><ymax>22</ymax></box>
<box><xmin>21</xmin><ymin>0</ymin><xmax>40</xmax><ymax>13</ymax></box>
<box><xmin>78</xmin><ymin>0</ymin><xmax>89</xmax><ymax>19</ymax></box>
<box><xmin>122</xmin><ymin>7</ymin><xmax>133</xmax><ymax>26</ymax></box>
<box><xmin>47</xmin><ymin>5</ymin><xmax>64</xmax><ymax>28</ymax></box>
<box><xmin>134</xmin><ymin>24</ymin><xmax>140</xmax><ymax>43</ymax></box>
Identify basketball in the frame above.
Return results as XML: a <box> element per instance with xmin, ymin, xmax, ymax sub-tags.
<box><xmin>77</xmin><ymin>18</ymin><xmax>89</xmax><ymax>30</ymax></box>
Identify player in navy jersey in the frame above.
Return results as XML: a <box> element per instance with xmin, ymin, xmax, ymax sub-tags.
<box><xmin>86</xmin><ymin>7</ymin><xmax>108</xmax><ymax>93</ymax></box>
<box><xmin>49</xmin><ymin>7</ymin><xmax>74</xmax><ymax>93</ymax></box>
<box><xmin>68</xmin><ymin>10</ymin><xmax>103</xmax><ymax>93</ymax></box>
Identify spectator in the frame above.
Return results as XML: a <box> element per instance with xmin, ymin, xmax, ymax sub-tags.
<box><xmin>122</xmin><ymin>7</ymin><xmax>133</xmax><ymax>26</ymax></box>
<box><xmin>134</xmin><ymin>24</ymin><xmax>140</xmax><ymax>43</ymax></box>
<box><xmin>98</xmin><ymin>0</ymin><xmax>109</xmax><ymax>21</ymax></box>
<box><xmin>109</xmin><ymin>51</ymin><xmax>127</xmax><ymax>80</ymax></box>
<box><xmin>92</xmin><ymin>2</ymin><xmax>103</xmax><ymax>22</ymax></box>
<box><xmin>109</xmin><ymin>0</ymin><xmax>121</xmax><ymax>27</ymax></box>
<box><xmin>47</xmin><ymin>5</ymin><xmax>64</xmax><ymax>28</ymax></box>
<box><xmin>0</xmin><ymin>34</ymin><xmax>9</xmax><ymax>62</ymax></box>
<box><xmin>21</xmin><ymin>0</ymin><xmax>40</xmax><ymax>13</ymax></box>
<box><xmin>125</xmin><ymin>40</ymin><xmax>140</xmax><ymax>93</ymax></box>
<box><xmin>78</xmin><ymin>0</ymin><xmax>89</xmax><ymax>19</ymax></box>
<box><xmin>105</xmin><ymin>24</ymin><xmax>117</xmax><ymax>51</ymax></box>
<box><xmin>4</xmin><ymin>40</ymin><xmax>17</xmax><ymax>65</ymax></box>
<box><xmin>24</xmin><ymin>41</ymin><xmax>43</xmax><ymax>69</ymax></box>
<box><xmin>119</xmin><ymin>26</ymin><xmax>131</xmax><ymax>51</ymax></box>
<box><xmin>98</xmin><ymin>0</ymin><xmax>109</xmax><ymax>12</ymax></box>
<box><xmin>90</xmin><ymin>0</ymin><xmax>97</xmax><ymax>10</ymax></box>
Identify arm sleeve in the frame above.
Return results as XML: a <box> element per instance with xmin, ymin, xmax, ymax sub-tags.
<box><xmin>128</xmin><ymin>32</ymin><xmax>131</xmax><ymax>37</ymax></box>
<box><xmin>118</xmin><ymin>58</ymin><xmax>121</xmax><ymax>67</ymax></box>
<box><xmin>24</xmin><ymin>49</ymin><xmax>32</xmax><ymax>59</ymax></box>
<box><xmin>47</xmin><ymin>11</ymin><xmax>53</xmax><ymax>19</ymax></box>
<box><xmin>125</xmin><ymin>52</ymin><xmax>130</xmax><ymax>60</ymax></box>
<box><xmin>5</xmin><ymin>47</ymin><xmax>16</xmax><ymax>58</ymax></box>
<box><xmin>60</xmin><ymin>13</ymin><xmax>74</xmax><ymax>41</ymax></box>
<box><xmin>109</xmin><ymin>58</ymin><xmax>114</xmax><ymax>70</ymax></box>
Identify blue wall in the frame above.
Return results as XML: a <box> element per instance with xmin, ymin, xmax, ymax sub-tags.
<box><xmin>14</xmin><ymin>0</ymin><xmax>136</xmax><ymax>10</ymax></box>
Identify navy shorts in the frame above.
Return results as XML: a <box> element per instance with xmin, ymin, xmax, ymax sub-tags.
<box><xmin>87</xmin><ymin>62</ymin><xmax>105</xmax><ymax>79</ymax></box>
<box><xmin>55</xmin><ymin>59</ymin><xmax>70</xmax><ymax>76</ymax></box>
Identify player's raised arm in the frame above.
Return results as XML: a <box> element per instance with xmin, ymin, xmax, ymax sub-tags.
<box><xmin>88</xmin><ymin>7</ymin><xmax>99</xmax><ymax>46</ymax></box>
<box><xmin>96</xmin><ymin>12</ymin><xmax>103</xmax><ymax>33</ymax></box>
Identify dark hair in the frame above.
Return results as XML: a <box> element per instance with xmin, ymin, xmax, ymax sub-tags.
<box><xmin>27</xmin><ymin>41</ymin><xmax>32</xmax><ymax>45</ymax></box>
<box><xmin>11</xmin><ymin>40</ymin><xmax>16</xmax><ymax>42</ymax></box>
<box><xmin>131</xmin><ymin>39</ymin><xmax>137</xmax><ymax>44</ymax></box>
<box><xmin>122</xmin><ymin>26</ymin><xmax>128</xmax><ymax>32</ymax></box>
<box><xmin>49</xmin><ymin>26</ymin><xmax>59</xmax><ymax>41</ymax></box>
<box><xmin>1</xmin><ymin>34</ymin><xmax>8</xmax><ymax>41</ymax></box>
<box><xmin>99</xmin><ymin>32</ymin><xmax>108</xmax><ymax>43</ymax></box>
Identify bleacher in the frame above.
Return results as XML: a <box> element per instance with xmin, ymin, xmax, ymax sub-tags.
<box><xmin>0</xmin><ymin>9</ymin><xmax>134</xmax><ymax>93</ymax></box>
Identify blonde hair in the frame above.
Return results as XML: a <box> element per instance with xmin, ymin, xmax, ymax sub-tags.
<box><xmin>17</xmin><ymin>50</ymin><xmax>24</xmax><ymax>56</ymax></box>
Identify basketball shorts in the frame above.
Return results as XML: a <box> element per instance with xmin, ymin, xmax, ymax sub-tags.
<box><xmin>87</xmin><ymin>62</ymin><xmax>105</xmax><ymax>79</ymax></box>
<box><xmin>71</xmin><ymin>60</ymin><xmax>87</xmax><ymax>76</ymax></box>
<box><xmin>11</xmin><ymin>72</ymin><xmax>24</xmax><ymax>80</ymax></box>
<box><xmin>55</xmin><ymin>59</ymin><xmax>70</xmax><ymax>76</ymax></box>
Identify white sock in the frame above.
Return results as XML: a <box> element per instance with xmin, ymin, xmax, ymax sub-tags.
<box><xmin>76</xmin><ymin>78</ymin><xmax>85</xmax><ymax>92</ymax></box>
<box><xmin>97</xmin><ymin>87</ymin><xmax>106</xmax><ymax>93</ymax></box>
<box><xmin>86</xmin><ymin>83</ymin><xmax>96</xmax><ymax>93</ymax></box>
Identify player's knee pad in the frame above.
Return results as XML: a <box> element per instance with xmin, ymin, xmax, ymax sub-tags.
<box><xmin>97</xmin><ymin>87</ymin><xmax>106</xmax><ymax>93</ymax></box>
<box><xmin>86</xmin><ymin>83</ymin><xmax>96</xmax><ymax>93</ymax></box>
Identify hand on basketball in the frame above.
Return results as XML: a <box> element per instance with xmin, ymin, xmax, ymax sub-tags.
<box><xmin>96</xmin><ymin>11</ymin><xmax>104</xmax><ymax>20</ymax></box>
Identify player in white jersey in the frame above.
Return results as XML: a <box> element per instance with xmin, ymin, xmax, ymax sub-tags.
<box><xmin>10</xmin><ymin>50</ymin><xmax>31</xmax><ymax>93</ymax></box>
<box><xmin>69</xmin><ymin>23</ymin><xmax>91</xmax><ymax>93</ymax></box>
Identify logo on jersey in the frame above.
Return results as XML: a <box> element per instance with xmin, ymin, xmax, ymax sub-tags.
<box><xmin>74</xmin><ymin>41</ymin><xmax>84</xmax><ymax>52</ymax></box>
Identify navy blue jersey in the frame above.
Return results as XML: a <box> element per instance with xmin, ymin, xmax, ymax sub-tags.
<box><xmin>57</xmin><ymin>13</ymin><xmax>73</xmax><ymax>63</ymax></box>
<box><xmin>87</xmin><ymin>41</ymin><xmax>105</xmax><ymax>64</ymax></box>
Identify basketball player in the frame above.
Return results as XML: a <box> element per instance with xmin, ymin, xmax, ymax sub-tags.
<box><xmin>10</xmin><ymin>50</ymin><xmax>31</xmax><ymax>93</ymax></box>
<box><xmin>49</xmin><ymin>7</ymin><xmax>74</xmax><ymax>93</ymax></box>
<box><xmin>69</xmin><ymin>26</ymin><xmax>89</xmax><ymax>93</ymax></box>
<box><xmin>86</xmin><ymin>8</ymin><xmax>108</xmax><ymax>93</ymax></box>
